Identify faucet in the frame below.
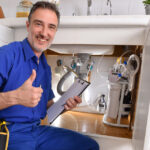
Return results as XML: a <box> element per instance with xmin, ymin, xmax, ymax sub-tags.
<box><xmin>107</xmin><ymin>0</ymin><xmax>112</xmax><ymax>15</ymax></box>
<box><xmin>87</xmin><ymin>0</ymin><xmax>92</xmax><ymax>15</ymax></box>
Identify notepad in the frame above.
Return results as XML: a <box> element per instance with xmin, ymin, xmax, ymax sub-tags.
<box><xmin>47</xmin><ymin>78</ymin><xmax>90</xmax><ymax>123</ymax></box>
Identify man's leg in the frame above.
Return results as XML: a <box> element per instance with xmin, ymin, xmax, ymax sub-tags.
<box><xmin>37</xmin><ymin>125</ymin><xmax>99</xmax><ymax>150</ymax></box>
<box><xmin>7</xmin><ymin>122</ymin><xmax>37</xmax><ymax>150</ymax></box>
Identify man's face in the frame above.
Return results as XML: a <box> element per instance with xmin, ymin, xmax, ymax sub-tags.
<box><xmin>26</xmin><ymin>8</ymin><xmax>58</xmax><ymax>56</ymax></box>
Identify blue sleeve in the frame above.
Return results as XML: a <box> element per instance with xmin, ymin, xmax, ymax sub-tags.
<box><xmin>0</xmin><ymin>44</ymin><xmax>15</xmax><ymax>88</ymax></box>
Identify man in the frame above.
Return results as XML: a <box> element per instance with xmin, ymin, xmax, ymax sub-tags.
<box><xmin>0</xmin><ymin>1</ymin><xmax>99</xmax><ymax>150</ymax></box>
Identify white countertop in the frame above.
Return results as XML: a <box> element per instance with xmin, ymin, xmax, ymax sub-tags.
<box><xmin>0</xmin><ymin>16</ymin><xmax>149</xmax><ymax>55</ymax></box>
<box><xmin>0</xmin><ymin>15</ymin><xmax>149</xmax><ymax>28</ymax></box>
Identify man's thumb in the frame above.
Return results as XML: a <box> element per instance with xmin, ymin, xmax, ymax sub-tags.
<box><xmin>29</xmin><ymin>69</ymin><xmax>36</xmax><ymax>84</ymax></box>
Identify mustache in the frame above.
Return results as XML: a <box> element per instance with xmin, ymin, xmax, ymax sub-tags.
<box><xmin>36</xmin><ymin>34</ymin><xmax>49</xmax><ymax>40</ymax></box>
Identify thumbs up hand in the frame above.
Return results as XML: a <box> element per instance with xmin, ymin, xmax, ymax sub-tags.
<box><xmin>22</xmin><ymin>69</ymin><xmax>37</xmax><ymax>88</ymax></box>
<box><xmin>16</xmin><ymin>69</ymin><xmax>43</xmax><ymax>107</ymax></box>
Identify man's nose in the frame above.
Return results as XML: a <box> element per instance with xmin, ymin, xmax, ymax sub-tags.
<box><xmin>41</xmin><ymin>26</ymin><xmax>48</xmax><ymax>37</ymax></box>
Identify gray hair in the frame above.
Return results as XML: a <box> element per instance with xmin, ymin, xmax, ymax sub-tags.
<box><xmin>28</xmin><ymin>1</ymin><xmax>60</xmax><ymax>24</ymax></box>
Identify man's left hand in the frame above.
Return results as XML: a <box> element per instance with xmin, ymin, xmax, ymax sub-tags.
<box><xmin>64</xmin><ymin>96</ymin><xmax>82</xmax><ymax>110</ymax></box>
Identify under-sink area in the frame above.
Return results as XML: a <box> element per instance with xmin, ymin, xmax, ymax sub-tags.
<box><xmin>0</xmin><ymin>15</ymin><xmax>150</xmax><ymax>150</ymax></box>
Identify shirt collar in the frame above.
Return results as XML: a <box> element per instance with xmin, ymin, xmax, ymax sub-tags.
<box><xmin>22</xmin><ymin>38</ymin><xmax>49</xmax><ymax>68</ymax></box>
<box><xmin>22</xmin><ymin>38</ymin><xmax>36</xmax><ymax>61</ymax></box>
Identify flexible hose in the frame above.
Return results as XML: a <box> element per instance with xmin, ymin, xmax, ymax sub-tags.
<box><xmin>57</xmin><ymin>66</ymin><xmax>78</xmax><ymax>95</ymax></box>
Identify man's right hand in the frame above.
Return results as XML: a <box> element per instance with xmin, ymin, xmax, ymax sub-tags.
<box><xmin>16</xmin><ymin>69</ymin><xmax>43</xmax><ymax>107</ymax></box>
<box><xmin>0</xmin><ymin>69</ymin><xmax>43</xmax><ymax>110</ymax></box>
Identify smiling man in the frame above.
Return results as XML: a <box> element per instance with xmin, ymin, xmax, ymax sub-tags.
<box><xmin>0</xmin><ymin>1</ymin><xmax>99</xmax><ymax>150</ymax></box>
<box><xmin>26</xmin><ymin>6</ymin><xmax>58</xmax><ymax>56</ymax></box>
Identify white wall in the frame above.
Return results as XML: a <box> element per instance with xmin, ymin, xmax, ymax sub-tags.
<box><xmin>0</xmin><ymin>0</ymin><xmax>39</xmax><ymax>18</ymax></box>
<box><xmin>60</xmin><ymin>0</ymin><xmax>145</xmax><ymax>16</ymax></box>
<box><xmin>0</xmin><ymin>0</ymin><xmax>145</xmax><ymax>18</ymax></box>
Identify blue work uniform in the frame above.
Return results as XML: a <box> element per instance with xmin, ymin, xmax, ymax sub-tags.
<box><xmin>0</xmin><ymin>38</ymin><xmax>99</xmax><ymax>150</ymax></box>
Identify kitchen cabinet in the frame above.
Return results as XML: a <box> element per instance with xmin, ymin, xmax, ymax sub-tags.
<box><xmin>0</xmin><ymin>16</ymin><xmax>150</xmax><ymax>150</ymax></box>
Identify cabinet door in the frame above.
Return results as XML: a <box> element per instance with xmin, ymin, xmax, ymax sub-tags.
<box><xmin>0</xmin><ymin>24</ymin><xmax>13</xmax><ymax>46</ymax></box>
<box><xmin>143</xmin><ymin>104</ymin><xmax>150</xmax><ymax>150</ymax></box>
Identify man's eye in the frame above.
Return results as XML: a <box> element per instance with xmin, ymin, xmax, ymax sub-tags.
<box><xmin>35</xmin><ymin>22</ymin><xmax>42</xmax><ymax>26</ymax></box>
<box><xmin>49</xmin><ymin>26</ymin><xmax>56</xmax><ymax>30</ymax></box>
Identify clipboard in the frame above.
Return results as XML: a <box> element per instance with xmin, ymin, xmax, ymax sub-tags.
<box><xmin>47</xmin><ymin>78</ymin><xmax>90</xmax><ymax>123</ymax></box>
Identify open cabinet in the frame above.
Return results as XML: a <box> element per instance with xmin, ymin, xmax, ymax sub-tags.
<box><xmin>0</xmin><ymin>16</ymin><xmax>150</xmax><ymax>150</ymax></box>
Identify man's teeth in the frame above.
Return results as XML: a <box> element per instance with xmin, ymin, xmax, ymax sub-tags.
<box><xmin>38</xmin><ymin>38</ymin><xmax>47</xmax><ymax>42</ymax></box>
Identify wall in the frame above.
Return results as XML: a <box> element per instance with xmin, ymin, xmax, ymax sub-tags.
<box><xmin>0</xmin><ymin>0</ymin><xmax>145</xmax><ymax>18</ymax></box>
<box><xmin>59</xmin><ymin>0</ymin><xmax>145</xmax><ymax>16</ymax></box>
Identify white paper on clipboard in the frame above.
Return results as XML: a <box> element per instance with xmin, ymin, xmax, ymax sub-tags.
<box><xmin>47</xmin><ymin>78</ymin><xmax>90</xmax><ymax>123</ymax></box>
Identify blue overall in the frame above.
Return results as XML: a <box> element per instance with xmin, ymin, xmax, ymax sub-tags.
<box><xmin>0</xmin><ymin>39</ymin><xmax>99</xmax><ymax>150</ymax></box>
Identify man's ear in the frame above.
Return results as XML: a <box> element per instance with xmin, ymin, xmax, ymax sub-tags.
<box><xmin>26</xmin><ymin>20</ymin><xmax>29</xmax><ymax>32</ymax></box>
